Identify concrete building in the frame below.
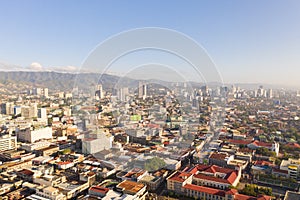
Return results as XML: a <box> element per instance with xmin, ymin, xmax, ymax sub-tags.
<box><xmin>28</xmin><ymin>186</ymin><xmax>66</xmax><ymax>200</ymax></box>
<box><xmin>138</xmin><ymin>82</ymin><xmax>147</xmax><ymax>99</ymax></box>
<box><xmin>21</xmin><ymin>104</ymin><xmax>37</xmax><ymax>119</ymax></box>
<box><xmin>33</xmin><ymin>87</ymin><xmax>49</xmax><ymax>98</ymax></box>
<box><xmin>116</xmin><ymin>180</ymin><xmax>148</xmax><ymax>200</ymax></box>
<box><xmin>118</xmin><ymin>87</ymin><xmax>129</xmax><ymax>101</ymax></box>
<box><xmin>38</xmin><ymin>108</ymin><xmax>47</xmax><ymax>120</ymax></box>
<box><xmin>1</xmin><ymin>102</ymin><xmax>14</xmax><ymax>115</ymax></box>
<box><xmin>57</xmin><ymin>181</ymin><xmax>90</xmax><ymax>199</ymax></box>
<box><xmin>81</xmin><ymin>134</ymin><xmax>113</xmax><ymax>154</ymax></box>
<box><xmin>21</xmin><ymin>141</ymin><xmax>51</xmax><ymax>151</ymax></box>
<box><xmin>280</xmin><ymin>158</ymin><xmax>300</xmax><ymax>179</ymax></box>
<box><xmin>247</xmin><ymin>140</ymin><xmax>280</xmax><ymax>156</ymax></box>
<box><xmin>284</xmin><ymin>191</ymin><xmax>300</xmax><ymax>200</ymax></box>
<box><xmin>0</xmin><ymin>134</ymin><xmax>17</xmax><ymax>151</ymax></box>
<box><xmin>17</xmin><ymin>127</ymin><xmax>52</xmax><ymax>143</ymax></box>
<box><xmin>95</xmin><ymin>84</ymin><xmax>104</xmax><ymax>100</ymax></box>
<box><xmin>13</xmin><ymin>106</ymin><xmax>22</xmax><ymax>115</ymax></box>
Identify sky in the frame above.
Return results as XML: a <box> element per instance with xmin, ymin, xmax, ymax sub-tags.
<box><xmin>0</xmin><ymin>0</ymin><xmax>300</xmax><ymax>87</ymax></box>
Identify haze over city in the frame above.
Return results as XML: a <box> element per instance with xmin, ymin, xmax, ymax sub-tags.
<box><xmin>1</xmin><ymin>2</ymin><xmax>300</xmax><ymax>200</ymax></box>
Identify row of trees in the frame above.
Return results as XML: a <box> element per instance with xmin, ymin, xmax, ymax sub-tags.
<box><xmin>241</xmin><ymin>184</ymin><xmax>272</xmax><ymax>197</ymax></box>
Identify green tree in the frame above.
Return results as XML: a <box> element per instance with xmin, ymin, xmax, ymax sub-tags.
<box><xmin>144</xmin><ymin>157</ymin><xmax>166</xmax><ymax>172</ymax></box>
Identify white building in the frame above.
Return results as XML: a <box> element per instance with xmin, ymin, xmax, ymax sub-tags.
<box><xmin>95</xmin><ymin>84</ymin><xmax>104</xmax><ymax>100</ymax></box>
<box><xmin>28</xmin><ymin>186</ymin><xmax>66</xmax><ymax>200</ymax></box>
<box><xmin>280</xmin><ymin>158</ymin><xmax>300</xmax><ymax>179</ymax></box>
<box><xmin>1</xmin><ymin>102</ymin><xmax>14</xmax><ymax>115</ymax></box>
<box><xmin>21</xmin><ymin>141</ymin><xmax>51</xmax><ymax>151</ymax></box>
<box><xmin>118</xmin><ymin>87</ymin><xmax>129</xmax><ymax>101</ymax></box>
<box><xmin>82</xmin><ymin>135</ymin><xmax>113</xmax><ymax>154</ymax></box>
<box><xmin>13</xmin><ymin>106</ymin><xmax>22</xmax><ymax>115</ymax></box>
<box><xmin>17</xmin><ymin>127</ymin><xmax>52</xmax><ymax>143</ymax></box>
<box><xmin>138</xmin><ymin>82</ymin><xmax>147</xmax><ymax>99</ymax></box>
<box><xmin>33</xmin><ymin>88</ymin><xmax>49</xmax><ymax>98</ymax></box>
<box><xmin>0</xmin><ymin>134</ymin><xmax>17</xmax><ymax>151</ymax></box>
<box><xmin>38</xmin><ymin>108</ymin><xmax>47</xmax><ymax>120</ymax></box>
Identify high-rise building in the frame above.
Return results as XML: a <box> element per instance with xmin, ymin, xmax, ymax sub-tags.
<box><xmin>138</xmin><ymin>82</ymin><xmax>147</xmax><ymax>99</ymax></box>
<box><xmin>17</xmin><ymin>127</ymin><xmax>52</xmax><ymax>143</ymax></box>
<box><xmin>1</xmin><ymin>102</ymin><xmax>14</xmax><ymax>115</ymax></box>
<box><xmin>33</xmin><ymin>88</ymin><xmax>49</xmax><ymax>98</ymax></box>
<box><xmin>21</xmin><ymin>104</ymin><xmax>37</xmax><ymax>119</ymax></box>
<box><xmin>0</xmin><ymin>133</ymin><xmax>17</xmax><ymax>151</ymax></box>
<box><xmin>95</xmin><ymin>84</ymin><xmax>104</xmax><ymax>100</ymax></box>
<box><xmin>13</xmin><ymin>106</ymin><xmax>22</xmax><ymax>115</ymax></box>
<box><xmin>38</xmin><ymin>108</ymin><xmax>47</xmax><ymax>120</ymax></box>
<box><xmin>201</xmin><ymin>85</ymin><xmax>208</xmax><ymax>97</ymax></box>
<box><xmin>118</xmin><ymin>87</ymin><xmax>129</xmax><ymax>101</ymax></box>
<box><xmin>82</xmin><ymin>133</ymin><xmax>113</xmax><ymax>154</ymax></box>
<box><xmin>257</xmin><ymin>85</ymin><xmax>264</xmax><ymax>97</ymax></box>
<box><xmin>267</xmin><ymin>89</ymin><xmax>273</xmax><ymax>99</ymax></box>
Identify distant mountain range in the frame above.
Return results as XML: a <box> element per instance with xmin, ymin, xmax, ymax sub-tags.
<box><xmin>0</xmin><ymin>71</ymin><xmax>297</xmax><ymax>91</ymax></box>
<box><xmin>0</xmin><ymin>71</ymin><xmax>135</xmax><ymax>91</ymax></box>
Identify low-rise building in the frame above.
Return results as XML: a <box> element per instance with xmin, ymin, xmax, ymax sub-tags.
<box><xmin>280</xmin><ymin>158</ymin><xmax>300</xmax><ymax>179</ymax></box>
<box><xmin>138</xmin><ymin>169</ymin><xmax>168</xmax><ymax>191</ymax></box>
<box><xmin>57</xmin><ymin>181</ymin><xmax>90</xmax><ymax>199</ymax></box>
<box><xmin>116</xmin><ymin>180</ymin><xmax>148</xmax><ymax>200</ymax></box>
<box><xmin>27</xmin><ymin>186</ymin><xmax>66</xmax><ymax>200</ymax></box>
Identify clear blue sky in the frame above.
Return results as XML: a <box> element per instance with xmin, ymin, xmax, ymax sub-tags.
<box><xmin>0</xmin><ymin>0</ymin><xmax>300</xmax><ymax>87</ymax></box>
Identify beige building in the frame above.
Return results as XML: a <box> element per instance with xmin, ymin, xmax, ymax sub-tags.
<box><xmin>280</xmin><ymin>158</ymin><xmax>300</xmax><ymax>179</ymax></box>
<box><xmin>27</xmin><ymin>186</ymin><xmax>66</xmax><ymax>200</ymax></box>
<box><xmin>0</xmin><ymin>134</ymin><xmax>17</xmax><ymax>151</ymax></box>
<box><xmin>17</xmin><ymin>126</ymin><xmax>52</xmax><ymax>143</ymax></box>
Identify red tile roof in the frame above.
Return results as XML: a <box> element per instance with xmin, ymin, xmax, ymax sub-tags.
<box><xmin>18</xmin><ymin>169</ymin><xmax>34</xmax><ymax>176</ymax></box>
<box><xmin>286</xmin><ymin>142</ymin><xmax>300</xmax><ymax>149</ymax></box>
<box><xmin>89</xmin><ymin>186</ymin><xmax>109</xmax><ymax>194</ymax></box>
<box><xmin>257</xmin><ymin>195</ymin><xmax>272</xmax><ymax>200</ymax></box>
<box><xmin>234</xmin><ymin>194</ymin><xmax>258</xmax><ymax>200</ymax></box>
<box><xmin>168</xmin><ymin>172</ymin><xmax>192</xmax><ymax>182</ymax></box>
<box><xmin>253</xmin><ymin>160</ymin><xmax>274</xmax><ymax>167</ymax></box>
<box><xmin>56</xmin><ymin>161</ymin><xmax>72</xmax><ymax>165</ymax></box>
<box><xmin>228</xmin><ymin>139</ymin><xmax>252</xmax><ymax>145</ymax></box>
<box><xmin>182</xmin><ymin>184</ymin><xmax>226</xmax><ymax>196</ymax></box>
<box><xmin>193</xmin><ymin>172</ymin><xmax>238</xmax><ymax>185</ymax></box>
<box><xmin>251</xmin><ymin>140</ymin><xmax>272</xmax><ymax>148</ymax></box>
<box><xmin>191</xmin><ymin>164</ymin><xmax>239</xmax><ymax>185</ymax></box>
<box><xmin>209</xmin><ymin>152</ymin><xmax>228</xmax><ymax>160</ymax></box>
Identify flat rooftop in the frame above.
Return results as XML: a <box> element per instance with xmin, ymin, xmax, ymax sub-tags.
<box><xmin>117</xmin><ymin>180</ymin><xmax>145</xmax><ymax>194</ymax></box>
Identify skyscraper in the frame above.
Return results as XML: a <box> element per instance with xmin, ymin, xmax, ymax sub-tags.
<box><xmin>95</xmin><ymin>84</ymin><xmax>104</xmax><ymax>100</ymax></box>
<box><xmin>138</xmin><ymin>82</ymin><xmax>147</xmax><ymax>99</ymax></box>
<box><xmin>118</xmin><ymin>87</ymin><xmax>129</xmax><ymax>101</ymax></box>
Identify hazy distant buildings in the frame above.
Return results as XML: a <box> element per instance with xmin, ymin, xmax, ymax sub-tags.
<box><xmin>256</xmin><ymin>85</ymin><xmax>264</xmax><ymax>97</ymax></box>
<box><xmin>267</xmin><ymin>89</ymin><xmax>273</xmax><ymax>98</ymax></box>
<box><xmin>117</xmin><ymin>87</ymin><xmax>129</xmax><ymax>101</ymax></box>
<box><xmin>1</xmin><ymin>102</ymin><xmax>14</xmax><ymax>115</ymax></box>
<box><xmin>21</xmin><ymin>104</ymin><xmax>37</xmax><ymax>119</ymax></box>
<box><xmin>32</xmin><ymin>87</ymin><xmax>49</xmax><ymax>98</ymax></box>
<box><xmin>95</xmin><ymin>84</ymin><xmax>104</xmax><ymax>100</ymax></box>
<box><xmin>138</xmin><ymin>82</ymin><xmax>147</xmax><ymax>99</ymax></box>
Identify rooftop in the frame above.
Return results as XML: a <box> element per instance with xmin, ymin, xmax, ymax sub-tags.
<box><xmin>117</xmin><ymin>180</ymin><xmax>145</xmax><ymax>194</ymax></box>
